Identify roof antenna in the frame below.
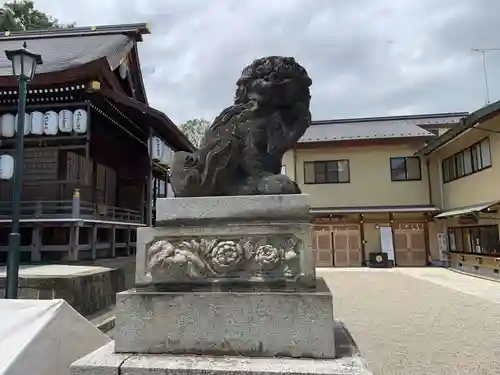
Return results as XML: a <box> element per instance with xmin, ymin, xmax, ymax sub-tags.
<box><xmin>472</xmin><ymin>48</ymin><xmax>500</xmax><ymax>106</ymax></box>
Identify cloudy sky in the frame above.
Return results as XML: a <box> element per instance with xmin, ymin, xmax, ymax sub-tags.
<box><xmin>27</xmin><ymin>0</ymin><xmax>500</xmax><ymax>124</ymax></box>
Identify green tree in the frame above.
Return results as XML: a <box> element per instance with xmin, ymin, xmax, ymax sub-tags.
<box><xmin>179</xmin><ymin>118</ymin><xmax>210</xmax><ymax>148</ymax></box>
<box><xmin>0</xmin><ymin>0</ymin><xmax>75</xmax><ymax>31</ymax></box>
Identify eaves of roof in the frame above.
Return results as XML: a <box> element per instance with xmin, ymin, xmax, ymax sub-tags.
<box><xmin>87</xmin><ymin>88</ymin><xmax>195</xmax><ymax>152</ymax></box>
<box><xmin>0</xmin><ymin>23</ymin><xmax>150</xmax><ymax>88</ymax></box>
<box><xmin>415</xmin><ymin>100</ymin><xmax>500</xmax><ymax>156</ymax></box>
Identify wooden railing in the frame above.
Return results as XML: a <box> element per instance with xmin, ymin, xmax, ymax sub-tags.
<box><xmin>0</xmin><ymin>198</ymin><xmax>143</xmax><ymax>223</ymax></box>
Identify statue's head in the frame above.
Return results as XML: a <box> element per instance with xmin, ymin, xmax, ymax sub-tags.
<box><xmin>234</xmin><ymin>56</ymin><xmax>312</xmax><ymax>109</ymax></box>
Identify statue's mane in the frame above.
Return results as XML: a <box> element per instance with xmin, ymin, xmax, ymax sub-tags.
<box><xmin>209</xmin><ymin>56</ymin><xmax>311</xmax><ymax>132</ymax></box>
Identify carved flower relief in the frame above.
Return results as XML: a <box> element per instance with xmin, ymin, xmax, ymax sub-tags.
<box><xmin>147</xmin><ymin>240</ymin><xmax>207</xmax><ymax>278</ymax></box>
<box><xmin>254</xmin><ymin>244</ymin><xmax>282</xmax><ymax>270</ymax></box>
<box><xmin>206</xmin><ymin>240</ymin><xmax>244</xmax><ymax>273</ymax></box>
<box><xmin>145</xmin><ymin>236</ymin><xmax>300</xmax><ymax>279</ymax></box>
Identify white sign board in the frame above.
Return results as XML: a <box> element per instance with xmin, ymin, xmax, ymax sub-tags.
<box><xmin>380</xmin><ymin>226</ymin><xmax>395</xmax><ymax>263</ymax></box>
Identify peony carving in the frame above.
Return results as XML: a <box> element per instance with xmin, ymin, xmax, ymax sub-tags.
<box><xmin>206</xmin><ymin>240</ymin><xmax>245</xmax><ymax>274</ymax></box>
<box><xmin>146</xmin><ymin>236</ymin><xmax>299</xmax><ymax>281</ymax></box>
<box><xmin>254</xmin><ymin>245</ymin><xmax>282</xmax><ymax>270</ymax></box>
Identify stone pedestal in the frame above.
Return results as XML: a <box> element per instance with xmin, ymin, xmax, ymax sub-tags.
<box><xmin>70</xmin><ymin>194</ymin><xmax>373</xmax><ymax>375</ymax></box>
<box><xmin>114</xmin><ymin>279</ymin><xmax>335</xmax><ymax>358</ymax></box>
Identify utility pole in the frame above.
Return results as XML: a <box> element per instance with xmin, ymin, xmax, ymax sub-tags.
<box><xmin>472</xmin><ymin>48</ymin><xmax>500</xmax><ymax>106</ymax></box>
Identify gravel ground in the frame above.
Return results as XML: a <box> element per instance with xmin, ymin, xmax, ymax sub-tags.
<box><xmin>104</xmin><ymin>268</ymin><xmax>500</xmax><ymax>374</ymax></box>
<box><xmin>318</xmin><ymin>268</ymin><xmax>500</xmax><ymax>375</ymax></box>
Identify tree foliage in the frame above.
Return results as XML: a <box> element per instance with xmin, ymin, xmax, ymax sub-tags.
<box><xmin>179</xmin><ymin>118</ymin><xmax>210</xmax><ymax>148</ymax></box>
<box><xmin>0</xmin><ymin>0</ymin><xmax>75</xmax><ymax>31</ymax></box>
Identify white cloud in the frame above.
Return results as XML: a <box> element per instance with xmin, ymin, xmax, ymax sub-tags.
<box><xmin>25</xmin><ymin>0</ymin><xmax>500</xmax><ymax>123</ymax></box>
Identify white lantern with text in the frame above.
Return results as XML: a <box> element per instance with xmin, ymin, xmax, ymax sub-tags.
<box><xmin>1</xmin><ymin>113</ymin><xmax>15</xmax><ymax>138</ymax></box>
<box><xmin>160</xmin><ymin>143</ymin><xmax>173</xmax><ymax>166</ymax></box>
<box><xmin>151</xmin><ymin>137</ymin><xmax>162</xmax><ymax>161</ymax></box>
<box><xmin>73</xmin><ymin>109</ymin><xmax>88</xmax><ymax>134</ymax></box>
<box><xmin>58</xmin><ymin>109</ymin><xmax>73</xmax><ymax>133</ymax></box>
<box><xmin>15</xmin><ymin>113</ymin><xmax>31</xmax><ymax>135</ymax></box>
<box><xmin>0</xmin><ymin>154</ymin><xmax>14</xmax><ymax>180</ymax></box>
<box><xmin>43</xmin><ymin>111</ymin><xmax>58</xmax><ymax>135</ymax></box>
<box><xmin>30</xmin><ymin>111</ymin><xmax>44</xmax><ymax>135</ymax></box>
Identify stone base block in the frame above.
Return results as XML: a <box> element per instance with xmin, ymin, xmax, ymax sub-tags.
<box><xmin>114</xmin><ymin>278</ymin><xmax>335</xmax><ymax>359</ymax></box>
<box><xmin>136</xmin><ymin>194</ymin><xmax>315</xmax><ymax>287</ymax></box>
<box><xmin>71</xmin><ymin>322</ymin><xmax>373</xmax><ymax>375</ymax></box>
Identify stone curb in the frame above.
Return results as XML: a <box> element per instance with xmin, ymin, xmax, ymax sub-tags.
<box><xmin>96</xmin><ymin>316</ymin><xmax>116</xmax><ymax>333</ymax></box>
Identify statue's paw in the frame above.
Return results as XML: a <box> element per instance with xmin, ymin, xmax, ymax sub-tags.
<box><xmin>257</xmin><ymin>174</ymin><xmax>301</xmax><ymax>195</ymax></box>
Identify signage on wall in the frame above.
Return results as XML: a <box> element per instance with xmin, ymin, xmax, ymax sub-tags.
<box><xmin>379</xmin><ymin>226</ymin><xmax>395</xmax><ymax>263</ymax></box>
<box><xmin>457</xmin><ymin>214</ymin><xmax>479</xmax><ymax>225</ymax></box>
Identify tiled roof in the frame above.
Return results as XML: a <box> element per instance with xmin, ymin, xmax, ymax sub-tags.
<box><xmin>0</xmin><ymin>23</ymin><xmax>149</xmax><ymax>76</ymax></box>
<box><xmin>299</xmin><ymin>113</ymin><xmax>466</xmax><ymax>143</ymax></box>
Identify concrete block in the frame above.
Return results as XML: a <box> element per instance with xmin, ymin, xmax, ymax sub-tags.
<box><xmin>120</xmin><ymin>353</ymin><xmax>372</xmax><ymax>375</ymax></box>
<box><xmin>70</xmin><ymin>342</ymin><xmax>131</xmax><ymax>375</ymax></box>
<box><xmin>114</xmin><ymin>278</ymin><xmax>335</xmax><ymax>359</ymax></box>
<box><xmin>155</xmin><ymin>194</ymin><xmax>311</xmax><ymax>224</ymax></box>
<box><xmin>71</xmin><ymin>321</ymin><xmax>373</xmax><ymax>375</ymax></box>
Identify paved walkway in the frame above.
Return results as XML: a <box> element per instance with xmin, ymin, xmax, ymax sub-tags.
<box><xmin>318</xmin><ymin>268</ymin><xmax>500</xmax><ymax>374</ymax></box>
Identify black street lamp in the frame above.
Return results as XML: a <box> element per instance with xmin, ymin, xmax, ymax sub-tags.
<box><xmin>4</xmin><ymin>42</ymin><xmax>42</xmax><ymax>299</ymax></box>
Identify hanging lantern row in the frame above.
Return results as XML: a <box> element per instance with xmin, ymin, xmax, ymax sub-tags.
<box><xmin>0</xmin><ymin>154</ymin><xmax>14</xmax><ymax>180</ymax></box>
<box><xmin>150</xmin><ymin>136</ymin><xmax>173</xmax><ymax>166</ymax></box>
<box><xmin>0</xmin><ymin>109</ymin><xmax>88</xmax><ymax>138</ymax></box>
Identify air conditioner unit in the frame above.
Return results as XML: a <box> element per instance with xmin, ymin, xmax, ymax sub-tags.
<box><xmin>368</xmin><ymin>252</ymin><xmax>393</xmax><ymax>268</ymax></box>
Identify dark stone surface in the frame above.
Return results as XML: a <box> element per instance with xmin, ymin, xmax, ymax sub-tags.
<box><xmin>171</xmin><ymin>56</ymin><xmax>312</xmax><ymax>197</ymax></box>
<box><xmin>0</xmin><ymin>257</ymin><xmax>136</xmax><ymax>316</ymax></box>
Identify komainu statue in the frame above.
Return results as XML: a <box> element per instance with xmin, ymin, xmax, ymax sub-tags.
<box><xmin>171</xmin><ymin>56</ymin><xmax>312</xmax><ymax>197</ymax></box>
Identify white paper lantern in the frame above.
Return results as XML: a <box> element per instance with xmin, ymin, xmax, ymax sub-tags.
<box><xmin>73</xmin><ymin>109</ymin><xmax>88</xmax><ymax>134</ymax></box>
<box><xmin>58</xmin><ymin>109</ymin><xmax>73</xmax><ymax>133</ymax></box>
<box><xmin>15</xmin><ymin>113</ymin><xmax>31</xmax><ymax>135</ymax></box>
<box><xmin>119</xmin><ymin>60</ymin><xmax>128</xmax><ymax>79</ymax></box>
<box><xmin>43</xmin><ymin>111</ymin><xmax>58</xmax><ymax>135</ymax></box>
<box><xmin>0</xmin><ymin>154</ymin><xmax>14</xmax><ymax>180</ymax></box>
<box><xmin>151</xmin><ymin>137</ymin><xmax>162</xmax><ymax>160</ymax></box>
<box><xmin>1</xmin><ymin>114</ymin><xmax>15</xmax><ymax>138</ymax></box>
<box><xmin>30</xmin><ymin>111</ymin><xmax>44</xmax><ymax>135</ymax></box>
<box><xmin>160</xmin><ymin>144</ymin><xmax>173</xmax><ymax>165</ymax></box>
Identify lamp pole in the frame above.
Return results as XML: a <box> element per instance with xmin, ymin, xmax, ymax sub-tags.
<box><xmin>5</xmin><ymin>76</ymin><xmax>27</xmax><ymax>299</ymax></box>
<box><xmin>4</xmin><ymin>42</ymin><xmax>42</xmax><ymax>299</ymax></box>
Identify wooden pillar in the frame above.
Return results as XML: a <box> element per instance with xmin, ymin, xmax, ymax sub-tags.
<box><xmin>359</xmin><ymin>214</ymin><xmax>367</xmax><ymax>266</ymax></box>
<box><xmin>125</xmin><ymin>227</ymin><xmax>132</xmax><ymax>256</ymax></box>
<box><xmin>424</xmin><ymin>214</ymin><xmax>431</xmax><ymax>265</ymax></box>
<box><xmin>146</xmin><ymin>127</ymin><xmax>153</xmax><ymax>226</ymax></box>
<box><xmin>72</xmin><ymin>189</ymin><xmax>81</xmax><ymax>218</ymax></box>
<box><xmin>31</xmin><ymin>225</ymin><xmax>41</xmax><ymax>262</ymax></box>
<box><xmin>90</xmin><ymin>225</ymin><xmax>98</xmax><ymax>260</ymax></box>
<box><xmin>69</xmin><ymin>224</ymin><xmax>80</xmax><ymax>261</ymax></box>
<box><xmin>85</xmin><ymin>101</ymin><xmax>92</xmax><ymax>160</ymax></box>
<box><xmin>111</xmin><ymin>225</ymin><xmax>116</xmax><ymax>258</ymax></box>
<box><xmin>389</xmin><ymin>212</ymin><xmax>397</xmax><ymax>267</ymax></box>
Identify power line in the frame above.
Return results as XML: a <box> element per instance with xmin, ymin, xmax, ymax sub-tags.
<box><xmin>472</xmin><ymin>48</ymin><xmax>500</xmax><ymax>105</ymax></box>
